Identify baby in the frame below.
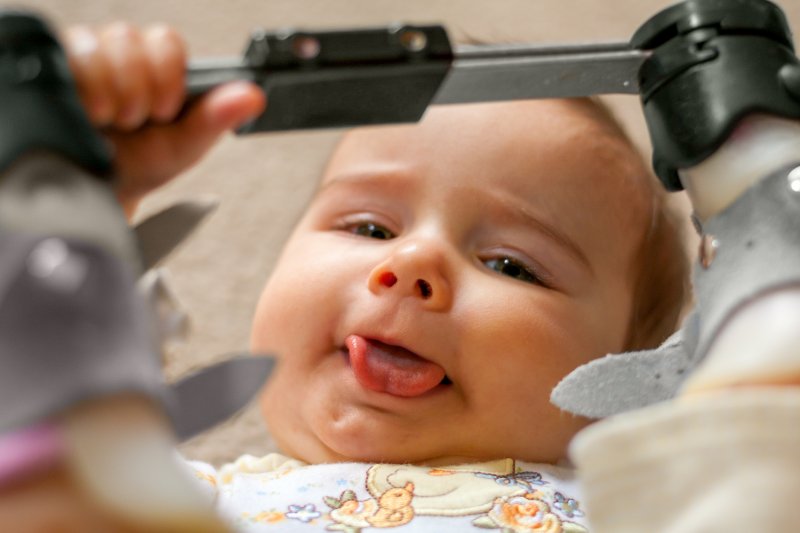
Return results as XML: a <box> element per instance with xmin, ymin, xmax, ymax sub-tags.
<box><xmin>198</xmin><ymin>97</ymin><xmax>687</xmax><ymax>531</ymax></box>
<box><xmin>251</xmin><ymin>97</ymin><xmax>687</xmax><ymax>468</ymax></box>
<box><xmin>6</xmin><ymin>22</ymin><xmax>688</xmax><ymax>531</ymax></box>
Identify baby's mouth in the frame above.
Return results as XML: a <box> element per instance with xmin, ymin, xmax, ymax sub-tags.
<box><xmin>344</xmin><ymin>335</ymin><xmax>449</xmax><ymax>397</ymax></box>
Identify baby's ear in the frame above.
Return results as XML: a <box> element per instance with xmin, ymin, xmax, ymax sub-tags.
<box><xmin>550</xmin><ymin>319</ymin><xmax>695</xmax><ymax>418</ymax></box>
<box><xmin>404</xmin><ymin>482</ymin><xmax>415</xmax><ymax>493</ymax></box>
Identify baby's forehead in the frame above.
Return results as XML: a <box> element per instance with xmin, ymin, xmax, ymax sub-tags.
<box><xmin>327</xmin><ymin>100</ymin><xmax>647</xmax><ymax>198</ymax></box>
<box><xmin>332</xmin><ymin>99</ymin><xmax>628</xmax><ymax>159</ymax></box>
<box><xmin>335</xmin><ymin>101</ymin><xmax>646</xmax><ymax>207</ymax></box>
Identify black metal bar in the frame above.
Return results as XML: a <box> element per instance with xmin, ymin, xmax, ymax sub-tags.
<box><xmin>184</xmin><ymin>27</ymin><xmax>651</xmax><ymax>133</ymax></box>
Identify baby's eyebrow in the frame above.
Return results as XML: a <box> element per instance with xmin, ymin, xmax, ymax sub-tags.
<box><xmin>318</xmin><ymin>169</ymin><xmax>413</xmax><ymax>193</ymax></box>
<box><xmin>482</xmin><ymin>189</ymin><xmax>591</xmax><ymax>273</ymax></box>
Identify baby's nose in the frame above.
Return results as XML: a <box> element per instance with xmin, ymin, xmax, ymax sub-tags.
<box><xmin>368</xmin><ymin>242</ymin><xmax>452</xmax><ymax>311</ymax></box>
<box><xmin>377</xmin><ymin>270</ymin><xmax>433</xmax><ymax>299</ymax></box>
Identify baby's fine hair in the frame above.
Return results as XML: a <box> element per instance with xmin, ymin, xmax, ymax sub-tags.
<box><xmin>581</xmin><ymin>98</ymin><xmax>690</xmax><ymax>351</ymax></box>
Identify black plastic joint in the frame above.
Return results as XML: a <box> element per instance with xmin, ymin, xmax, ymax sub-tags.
<box><xmin>0</xmin><ymin>10</ymin><xmax>112</xmax><ymax>178</ymax></box>
<box><xmin>631</xmin><ymin>0</ymin><xmax>800</xmax><ymax>191</ymax></box>
<box><xmin>237</xmin><ymin>25</ymin><xmax>454</xmax><ymax>133</ymax></box>
<box><xmin>782</xmin><ymin>63</ymin><xmax>800</xmax><ymax>100</ymax></box>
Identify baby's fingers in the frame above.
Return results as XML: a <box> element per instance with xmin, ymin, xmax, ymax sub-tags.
<box><xmin>110</xmin><ymin>81</ymin><xmax>265</xmax><ymax>210</ymax></box>
<box><xmin>99</xmin><ymin>23</ymin><xmax>152</xmax><ymax>130</ymax></box>
<box><xmin>65</xmin><ymin>23</ymin><xmax>188</xmax><ymax>132</ymax></box>
<box><xmin>64</xmin><ymin>26</ymin><xmax>115</xmax><ymax>126</ymax></box>
<box><xmin>142</xmin><ymin>25</ymin><xmax>186</xmax><ymax>124</ymax></box>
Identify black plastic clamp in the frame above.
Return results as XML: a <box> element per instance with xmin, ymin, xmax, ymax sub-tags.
<box><xmin>0</xmin><ymin>11</ymin><xmax>112</xmax><ymax>178</ymax></box>
<box><xmin>632</xmin><ymin>0</ymin><xmax>800</xmax><ymax>190</ymax></box>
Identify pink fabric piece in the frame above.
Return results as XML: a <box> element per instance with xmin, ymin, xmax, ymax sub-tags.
<box><xmin>0</xmin><ymin>423</ymin><xmax>64</xmax><ymax>489</ymax></box>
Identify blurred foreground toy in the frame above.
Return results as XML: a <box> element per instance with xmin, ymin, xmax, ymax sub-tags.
<box><xmin>0</xmin><ymin>12</ymin><xmax>273</xmax><ymax>531</ymax></box>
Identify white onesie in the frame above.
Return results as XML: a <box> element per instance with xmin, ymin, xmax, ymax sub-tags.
<box><xmin>188</xmin><ymin>453</ymin><xmax>588</xmax><ymax>532</ymax></box>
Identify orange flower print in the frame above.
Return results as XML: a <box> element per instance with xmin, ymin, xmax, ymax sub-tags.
<box><xmin>472</xmin><ymin>493</ymin><xmax>587</xmax><ymax>533</ymax></box>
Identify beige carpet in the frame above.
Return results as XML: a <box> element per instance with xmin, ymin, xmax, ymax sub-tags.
<box><xmin>22</xmin><ymin>0</ymin><xmax>800</xmax><ymax>465</ymax></box>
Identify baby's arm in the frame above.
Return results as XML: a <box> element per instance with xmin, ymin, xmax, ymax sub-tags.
<box><xmin>63</xmin><ymin>23</ymin><xmax>265</xmax><ymax>216</ymax></box>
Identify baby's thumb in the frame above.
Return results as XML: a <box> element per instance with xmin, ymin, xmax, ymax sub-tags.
<box><xmin>185</xmin><ymin>81</ymin><xmax>266</xmax><ymax>140</ymax></box>
<box><xmin>136</xmin><ymin>80</ymin><xmax>266</xmax><ymax>182</ymax></box>
<box><xmin>109</xmin><ymin>81</ymin><xmax>264</xmax><ymax>213</ymax></box>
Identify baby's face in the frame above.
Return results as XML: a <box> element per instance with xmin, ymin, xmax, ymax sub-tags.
<box><xmin>252</xmin><ymin>100</ymin><xmax>649</xmax><ymax>464</ymax></box>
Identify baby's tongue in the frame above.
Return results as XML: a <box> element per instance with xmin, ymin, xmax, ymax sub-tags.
<box><xmin>346</xmin><ymin>335</ymin><xmax>445</xmax><ymax>397</ymax></box>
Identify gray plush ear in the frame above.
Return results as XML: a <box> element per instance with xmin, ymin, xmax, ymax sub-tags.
<box><xmin>134</xmin><ymin>198</ymin><xmax>218</xmax><ymax>271</ymax></box>
<box><xmin>138</xmin><ymin>268</ymin><xmax>190</xmax><ymax>356</ymax></box>
<box><xmin>168</xmin><ymin>355</ymin><xmax>276</xmax><ymax>441</ymax></box>
<box><xmin>551</xmin><ymin>322</ymin><xmax>694</xmax><ymax>419</ymax></box>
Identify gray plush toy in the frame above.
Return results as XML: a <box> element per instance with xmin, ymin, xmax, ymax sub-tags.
<box><xmin>0</xmin><ymin>9</ymin><xmax>272</xmax><ymax>443</ymax></box>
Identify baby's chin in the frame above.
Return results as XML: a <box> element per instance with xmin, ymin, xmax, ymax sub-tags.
<box><xmin>288</xmin><ymin>439</ymin><xmax>561</xmax><ymax>467</ymax></box>
<box><xmin>259</xmin><ymin>362</ymin><xmax>578</xmax><ymax>466</ymax></box>
<box><xmin>273</xmin><ymin>416</ymin><xmax>573</xmax><ymax>466</ymax></box>
<box><xmin>268</xmin><ymin>405</ymin><xmax>575</xmax><ymax>466</ymax></box>
<box><xmin>281</xmin><ymin>423</ymin><xmax>559</xmax><ymax>466</ymax></box>
<box><xmin>279</xmin><ymin>419</ymin><xmax>465</xmax><ymax>465</ymax></box>
<box><xmin>301</xmin><ymin>430</ymin><xmax>435</xmax><ymax>465</ymax></box>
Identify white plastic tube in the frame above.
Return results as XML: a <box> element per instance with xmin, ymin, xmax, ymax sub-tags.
<box><xmin>61</xmin><ymin>395</ymin><xmax>229</xmax><ymax>532</ymax></box>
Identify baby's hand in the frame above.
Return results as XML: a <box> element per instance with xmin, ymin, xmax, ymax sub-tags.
<box><xmin>64</xmin><ymin>23</ymin><xmax>266</xmax><ymax>215</ymax></box>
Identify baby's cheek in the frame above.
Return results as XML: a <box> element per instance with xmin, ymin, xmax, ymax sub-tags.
<box><xmin>250</xmin><ymin>277</ymin><xmax>295</xmax><ymax>353</ymax></box>
<box><xmin>468</xmin><ymin>298</ymin><xmax>579</xmax><ymax>365</ymax></box>
<box><xmin>250</xmin><ymin>236</ymin><xmax>348</xmax><ymax>354</ymax></box>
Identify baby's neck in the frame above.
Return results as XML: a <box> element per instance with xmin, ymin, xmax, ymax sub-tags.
<box><xmin>679</xmin><ymin>115</ymin><xmax>800</xmax><ymax>221</ymax></box>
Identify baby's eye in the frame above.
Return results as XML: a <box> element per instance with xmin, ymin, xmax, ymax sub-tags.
<box><xmin>484</xmin><ymin>257</ymin><xmax>539</xmax><ymax>284</ymax></box>
<box><xmin>350</xmin><ymin>222</ymin><xmax>395</xmax><ymax>240</ymax></box>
